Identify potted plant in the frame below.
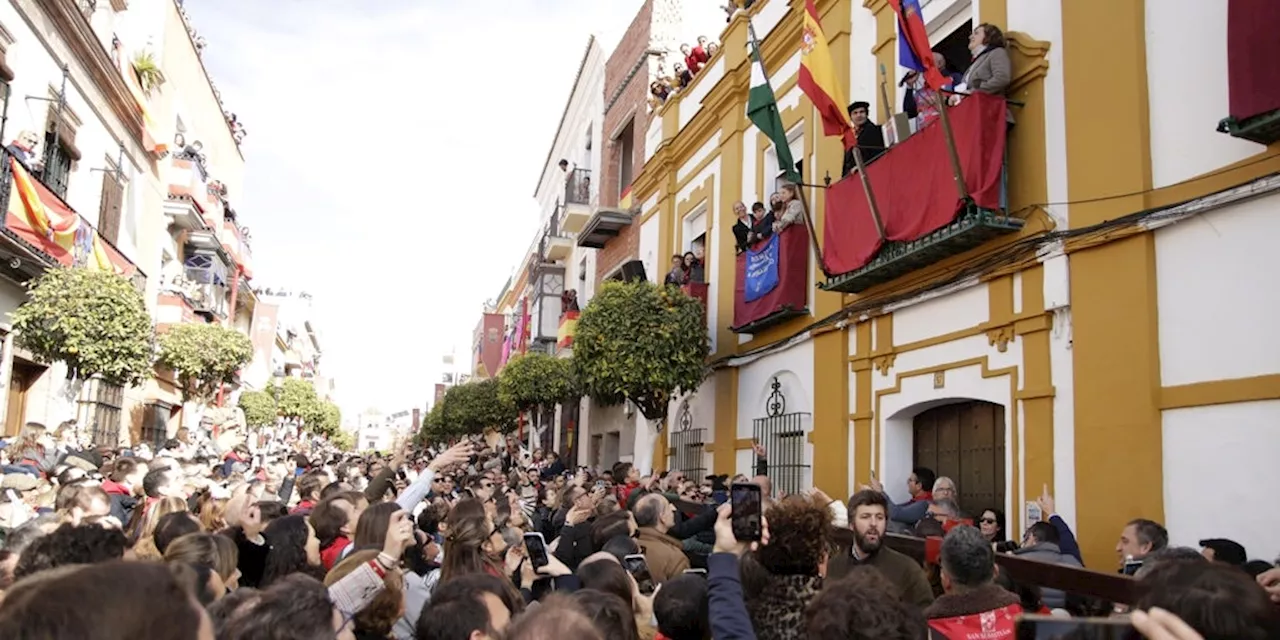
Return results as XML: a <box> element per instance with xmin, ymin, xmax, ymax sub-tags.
<box><xmin>132</xmin><ymin>50</ymin><xmax>165</xmax><ymax>96</ymax></box>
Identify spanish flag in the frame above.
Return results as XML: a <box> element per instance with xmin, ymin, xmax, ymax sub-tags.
<box><xmin>798</xmin><ymin>0</ymin><xmax>856</xmax><ymax>150</ymax></box>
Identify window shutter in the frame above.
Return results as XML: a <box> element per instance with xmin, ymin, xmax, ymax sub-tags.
<box><xmin>97</xmin><ymin>170</ymin><xmax>123</xmax><ymax>244</ymax></box>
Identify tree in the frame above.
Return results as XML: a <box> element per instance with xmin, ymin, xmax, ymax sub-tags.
<box><xmin>277</xmin><ymin>377</ymin><xmax>319</xmax><ymax>425</ymax></box>
<box><xmin>498</xmin><ymin>352</ymin><xmax>579</xmax><ymax>412</ymax></box>
<box><xmin>419</xmin><ymin>402</ymin><xmax>446</xmax><ymax>444</ymax></box>
<box><xmin>11</xmin><ymin>267</ymin><xmax>154</xmax><ymax>385</ymax></box>
<box><xmin>440</xmin><ymin>378</ymin><xmax>516</xmax><ymax>436</ymax></box>
<box><xmin>312</xmin><ymin>401</ymin><xmax>341</xmax><ymax>438</ymax></box>
<box><xmin>156</xmin><ymin>323</ymin><xmax>253</xmax><ymax>402</ymax></box>
<box><xmin>330</xmin><ymin>429</ymin><xmax>354</xmax><ymax>451</ymax></box>
<box><xmin>573</xmin><ymin>280</ymin><xmax>709</xmax><ymax>421</ymax></box>
<box><xmin>238</xmin><ymin>390</ymin><xmax>277</xmax><ymax>428</ymax></box>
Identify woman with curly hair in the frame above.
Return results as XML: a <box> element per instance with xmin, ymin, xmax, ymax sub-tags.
<box><xmin>746</xmin><ymin>495</ymin><xmax>832</xmax><ymax>640</ymax></box>
<box><xmin>261</xmin><ymin>514</ymin><xmax>324</xmax><ymax>586</ymax></box>
<box><xmin>325</xmin><ymin>549</ymin><xmax>404</xmax><ymax>640</ymax></box>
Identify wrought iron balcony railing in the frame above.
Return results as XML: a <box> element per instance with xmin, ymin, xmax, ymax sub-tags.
<box><xmin>564</xmin><ymin>167</ymin><xmax>592</xmax><ymax>207</ymax></box>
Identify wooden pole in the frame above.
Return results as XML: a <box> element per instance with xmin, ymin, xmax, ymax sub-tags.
<box><xmin>790</xmin><ymin>174</ymin><xmax>830</xmax><ymax>276</ymax></box>
<box><xmin>846</xmin><ymin>141</ymin><xmax>887</xmax><ymax>241</ymax></box>
<box><xmin>934</xmin><ymin>94</ymin><xmax>970</xmax><ymax>201</ymax></box>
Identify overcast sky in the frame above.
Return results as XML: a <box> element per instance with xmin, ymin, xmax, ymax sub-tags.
<box><xmin>185</xmin><ymin>0</ymin><xmax>646</xmax><ymax>418</ymax></box>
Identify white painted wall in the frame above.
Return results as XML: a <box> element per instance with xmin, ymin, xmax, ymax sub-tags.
<box><xmin>1145</xmin><ymin>0</ymin><xmax>1263</xmax><ymax>190</ymax></box>
<box><xmin>679</xmin><ymin>57</ymin><xmax>723</xmax><ymax>131</ymax></box>
<box><xmin>1156</xmin><ymin>193</ymin><xmax>1280</xmax><ymax>386</ymax></box>
<box><xmin>893</xmin><ymin>282</ymin><xmax>989</xmax><ymax>345</ymax></box>
<box><xmin>639</xmin><ymin>213</ymin><xmax>661</xmax><ymax>286</ymax></box>
<box><xmin>849</xmin><ymin>1</ymin><xmax>879</xmax><ymax>120</ymax></box>
<box><xmin>1163</xmin><ymin>400</ymin><xmax>1280</xmax><ymax>562</ymax></box>
<box><xmin>1007</xmin><ymin>0</ymin><xmax>1070</xmax><ymax>228</ymax></box>
<box><xmin>735</xmin><ymin>340</ymin><xmax>814</xmax><ymax>480</ymax></box>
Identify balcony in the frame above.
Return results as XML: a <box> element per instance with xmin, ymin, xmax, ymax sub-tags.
<box><xmin>557</xmin><ymin>310</ymin><xmax>579</xmax><ymax>351</ymax></box>
<box><xmin>0</xmin><ymin>148</ymin><xmax>139</xmax><ymax>277</ymax></box>
<box><xmin>576</xmin><ymin>207</ymin><xmax>634</xmax><ymax>249</ymax></box>
<box><xmin>155</xmin><ymin>291</ymin><xmax>198</xmax><ymax>327</ymax></box>
<box><xmin>561</xmin><ymin>168</ymin><xmax>593</xmax><ymax>234</ymax></box>
<box><xmin>819</xmin><ymin>93</ymin><xmax>1022</xmax><ymax>295</ymax></box>
<box><xmin>182</xmin><ymin>246</ymin><xmax>231</xmax><ymax>318</ymax></box>
<box><xmin>681</xmin><ymin>282</ymin><xmax>709</xmax><ymax>312</ymax></box>
<box><xmin>731</xmin><ymin>225</ymin><xmax>808</xmax><ymax>334</ymax></box>
<box><xmin>1217</xmin><ymin>1</ymin><xmax>1280</xmax><ymax>145</ymax></box>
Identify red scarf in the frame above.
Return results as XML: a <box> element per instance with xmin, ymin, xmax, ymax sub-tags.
<box><xmin>911</xmin><ymin>490</ymin><xmax>933</xmax><ymax>503</ymax></box>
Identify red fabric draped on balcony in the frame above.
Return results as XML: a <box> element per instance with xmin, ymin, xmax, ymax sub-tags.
<box><xmin>822</xmin><ymin>93</ymin><xmax>1007</xmax><ymax>275</ymax></box>
<box><xmin>1226</xmin><ymin>0</ymin><xmax>1280</xmax><ymax>122</ymax></box>
<box><xmin>733</xmin><ymin>225</ymin><xmax>808</xmax><ymax>330</ymax></box>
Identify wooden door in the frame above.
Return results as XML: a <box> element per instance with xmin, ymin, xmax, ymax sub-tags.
<box><xmin>913</xmin><ymin>401</ymin><xmax>1006</xmax><ymax>514</ymax></box>
<box><xmin>5</xmin><ymin>361</ymin><xmax>43</xmax><ymax>437</ymax></box>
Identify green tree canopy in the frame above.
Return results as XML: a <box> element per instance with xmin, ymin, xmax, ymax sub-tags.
<box><xmin>498</xmin><ymin>352</ymin><xmax>579</xmax><ymax>412</ymax></box>
<box><xmin>12</xmin><ymin>267</ymin><xmax>154</xmax><ymax>385</ymax></box>
<box><xmin>313</xmin><ymin>401</ymin><xmax>342</xmax><ymax>438</ymax></box>
<box><xmin>440</xmin><ymin>378</ymin><xmax>516</xmax><ymax>436</ymax></box>
<box><xmin>572</xmin><ymin>280</ymin><xmax>709</xmax><ymax>421</ymax></box>
<box><xmin>238</xmin><ymin>390</ymin><xmax>277</xmax><ymax>428</ymax></box>
<box><xmin>330</xmin><ymin>429</ymin><xmax>354</xmax><ymax>451</ymax></box>
<box><xmin>277</xmin><ymin>377</ymin><xmax>319</xmax><ymax>423</ymax></box>
<box><xmin>156</xmin><ymin>323</ymin><xmax>254</xmax><ymax>402</ymax></box>
<box><xmin>419</xmin><ymin>402</ymin><xmax>447</xmax><ymax>444</ymax></box>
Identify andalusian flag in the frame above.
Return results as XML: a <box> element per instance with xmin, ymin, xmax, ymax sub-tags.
<box><xmin>746</xmin><ymin>20</ymin><xmax>798</xmax><ymax>183</ymax></box>
<box><xmin>799</xmin><ymin>0</ymin><xmax>856</xmax><ymax>150</ymax></box>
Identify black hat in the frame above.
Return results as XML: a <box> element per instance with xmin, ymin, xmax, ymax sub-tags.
<box><xmin>848</xmin><ymin>101</ymin><xmax>870</xmax><ymax>114</ymax></box>
<box><xmin>1199</xmin><ymin>538</ymin><xmax>1247</xmax><ymax>566</ymax></box>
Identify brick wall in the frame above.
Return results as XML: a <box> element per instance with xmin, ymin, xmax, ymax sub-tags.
<box><xmin>593</xmin><ymin>221</ymin><xmax>640</xmax><ymax>289</ymax></box>
<box><xmin>601</xmin><ymin>0</ymin><xmax>654</xmax><ymax>210</ymax></box>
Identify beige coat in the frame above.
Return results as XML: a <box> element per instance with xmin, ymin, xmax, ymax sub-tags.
<box><xmin>637</xmin><ymin>527</ymin><xmax>689</xmax><ymax>584</ymax></box>
<box><xmin>963</xmin><ymin>46</ymin><xmax>1015</xmax><ymax>123</ymax></box>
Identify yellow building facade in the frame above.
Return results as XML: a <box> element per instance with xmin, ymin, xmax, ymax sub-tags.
<box><xmin>628</xmin><ymin>0</ymin><xmax>1280</xmax><ymax>568</ymax></box>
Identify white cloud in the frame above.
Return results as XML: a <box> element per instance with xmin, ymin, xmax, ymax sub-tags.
<box><xmin>185</xmin><ymin>0</ymin><xmax>644</xmax><ymax>416</ymax></box>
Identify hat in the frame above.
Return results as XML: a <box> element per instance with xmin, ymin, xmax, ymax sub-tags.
<box><xmin>64</xmin><ymin>450</ymin><xmax>101</xmax><ymax>472</ymax></box>
<box><xmin>1199</xmin><ymin>538</ymin><xmax>1247</xmax><ymax>566</ymax></box>
<box><xmin>2</xmin><ymin>473</ymin><xmax>39</xmax><ymax>492</ymax></box>
<box><xmin>848</xmin><ymin>100</ymin><xmax>871</xmax><ymax>114</ymax></box>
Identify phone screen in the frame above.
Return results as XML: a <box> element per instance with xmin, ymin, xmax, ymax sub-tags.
<box><xmin>623</xmin><ymin>554</ymin><xmax>655</xmax><ymax>595</ymax></box>
<box><xmin>1015</xmin><ymin>615</ymin><xmax>1137</xmax><ymax>640</ymax></box>
<box><xmin>730</xmin><ymin>482</ymin><xmax>762</xmax><ymax>541</ymax></box>
<box><xmin>523</xmin><ymin>533</ymin><xmax>549</xmax><ymax>569</ymax></box>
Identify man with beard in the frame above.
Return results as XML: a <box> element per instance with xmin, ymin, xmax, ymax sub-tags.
<box><xmin>827</xmin><ymin>489</ymin><xmax>934</xmax><ymax>608</ymax></box>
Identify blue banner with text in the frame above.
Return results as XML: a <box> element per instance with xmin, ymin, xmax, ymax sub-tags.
<box><xmin>744</xmin><ymin>234</ymin><xmax>780</xmax><ymax>302</ymax></box>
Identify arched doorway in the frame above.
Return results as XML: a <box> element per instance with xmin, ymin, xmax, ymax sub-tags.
<box><xmin>912</xmin><ymin>401</ymin><xmax>1005</xmax><ymax>514</ymax></box>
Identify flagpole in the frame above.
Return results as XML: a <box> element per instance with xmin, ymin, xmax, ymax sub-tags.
<box><xmin>749</xmin><ymin>19</ymin><xmax>831</xmax><ymax>276</ymax></box>
<box><xmin>935</xmin><ymin>95</ymin><xmax>970</xmax><ymax>201</ymax></box>
<box><xmin>789</xmin><ymin>171</ymin><xmax>831</xmax><ymax>277</ymax></box>
<box><xmin>846</xmin><ymin>139</ymin><xmax>886</xmax><ymax>242</ymax></box>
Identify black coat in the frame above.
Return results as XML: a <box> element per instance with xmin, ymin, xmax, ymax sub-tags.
<box><xmin>842</xmin><ymin>122</ymin><xmax>886</xmax><ymax>176</ymax></box>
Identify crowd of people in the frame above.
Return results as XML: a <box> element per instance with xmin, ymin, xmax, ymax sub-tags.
<box><xmin>0</xmin><ymin>422</ymin><xmax>1277</xmax><ymax>639</ymax></box>
<box><xmin>650</xmin><ymin>36</ymin><xmax>723</xmax><ymax>108</ymax></box>
<box><xmin>731</xmin><ymin>182</ymin><xmax>808</xmax><ymax>254</ymax></box>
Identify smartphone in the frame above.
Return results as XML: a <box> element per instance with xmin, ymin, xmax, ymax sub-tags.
<box><xmin>730</xmin><ymin>482</ymin><xmax>762</xmax><ymax>541</ymax></box>
<box><xmin>682</xmin><ymin>568</ymin><xmax>707</xmax><ymax>576</ymax></box>
<box><xmin>523</xmin><ymin>532</ymin><xmax>550</xmax><ymax>569</ymax></box>
<box><xmin>1015</xmin><ymin>614</ymin><xmax>1137</xmax><ymax>639</ymax></box>
<box><xmin>623</xmin><ymin>553</ymin><xmax>656</xmax><ymax>595</ymax></box>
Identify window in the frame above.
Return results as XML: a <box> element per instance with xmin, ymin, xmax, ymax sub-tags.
<box><xmin>41</xmin><ymin>129</ymin><xmax>74</xmax><ymax>198</ymax></box>
<box><xmin>97</xmin><ymin>169</ymin><xmax>124</xmax><ymax>244</ymax></box>
<box><xmin>77</xmin><ymin>377</ymin><xmax>124</xmax><ymax>447</ymax></box>
<box><xmin>617</xmin><ymin>118</ymin><xmax>635</xmax><ymax>197</ymax></box>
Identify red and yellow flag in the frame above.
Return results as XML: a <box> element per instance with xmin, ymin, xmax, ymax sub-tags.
<box><xmin>798</xmin><ymin>0</ymin><xmax>856</xmax><ymax>150</ymax></box>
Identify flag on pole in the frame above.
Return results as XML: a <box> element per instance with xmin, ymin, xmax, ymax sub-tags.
<box><xmin>890</xmin><ymin>0</ymin><xmax>947</xmax><ymax>90</ymax></box>
<box><xmin>746</xmin><ymin>20</ymin><xmax>799</xmax><ymax>183</ymax></box>
<box><xmin>798</xmin><ymin>0</ymin><xmax>856</xmax><ymax>150</ymax></box>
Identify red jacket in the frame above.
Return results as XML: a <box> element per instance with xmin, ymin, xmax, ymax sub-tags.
<box><xmin>101</xmin><ymin>479</ymin><xmax>131</xmax><ymax>496</ymax></box>
<box><xmin>321</xmin><ymin>536</ymin><xmax>351</xmax><ymax>571</ymax></box>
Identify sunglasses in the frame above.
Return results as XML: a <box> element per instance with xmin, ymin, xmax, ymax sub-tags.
<box><xmin>979</xmin><ymin>518</ymin><xmax>997</xmax><ymax>525</ymax></box>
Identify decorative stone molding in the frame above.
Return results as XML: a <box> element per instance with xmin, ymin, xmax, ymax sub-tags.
<box><xmin>986</xmin><ymin>325</ymin><xmax>1015</xmax><ymax>353</ymax></box>
<box><xmin>872</xmin><ymin>352</ymin><xmax>896</xmax><ymax>376</ymax></box>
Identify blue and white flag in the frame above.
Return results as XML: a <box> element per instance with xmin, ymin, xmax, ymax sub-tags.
<box><xmin>744</xmin><ymin>234</ymin><xmax>780</xmax><ymax>302</ymax></box>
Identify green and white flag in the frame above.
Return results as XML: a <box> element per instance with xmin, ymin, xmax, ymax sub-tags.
<box><xmin>747</xmin><ymin>20</ymin><xmax>799</xmax><ymax>183</ymax></box>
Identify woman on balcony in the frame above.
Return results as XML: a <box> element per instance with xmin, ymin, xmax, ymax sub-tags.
<box><xmin>664</xmin><ymin>255</ymin><xmax>688</xmax><ymax>286</ymax></box>
<box><xmin>951</xmin><ymin>23</ymin><xmax>1014</xmax><ymax>123</ymax></box>
<box><xmin>772</xmin><ymin>183</ymin><xmax>806</xmax><ymax>234</ymax></box>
